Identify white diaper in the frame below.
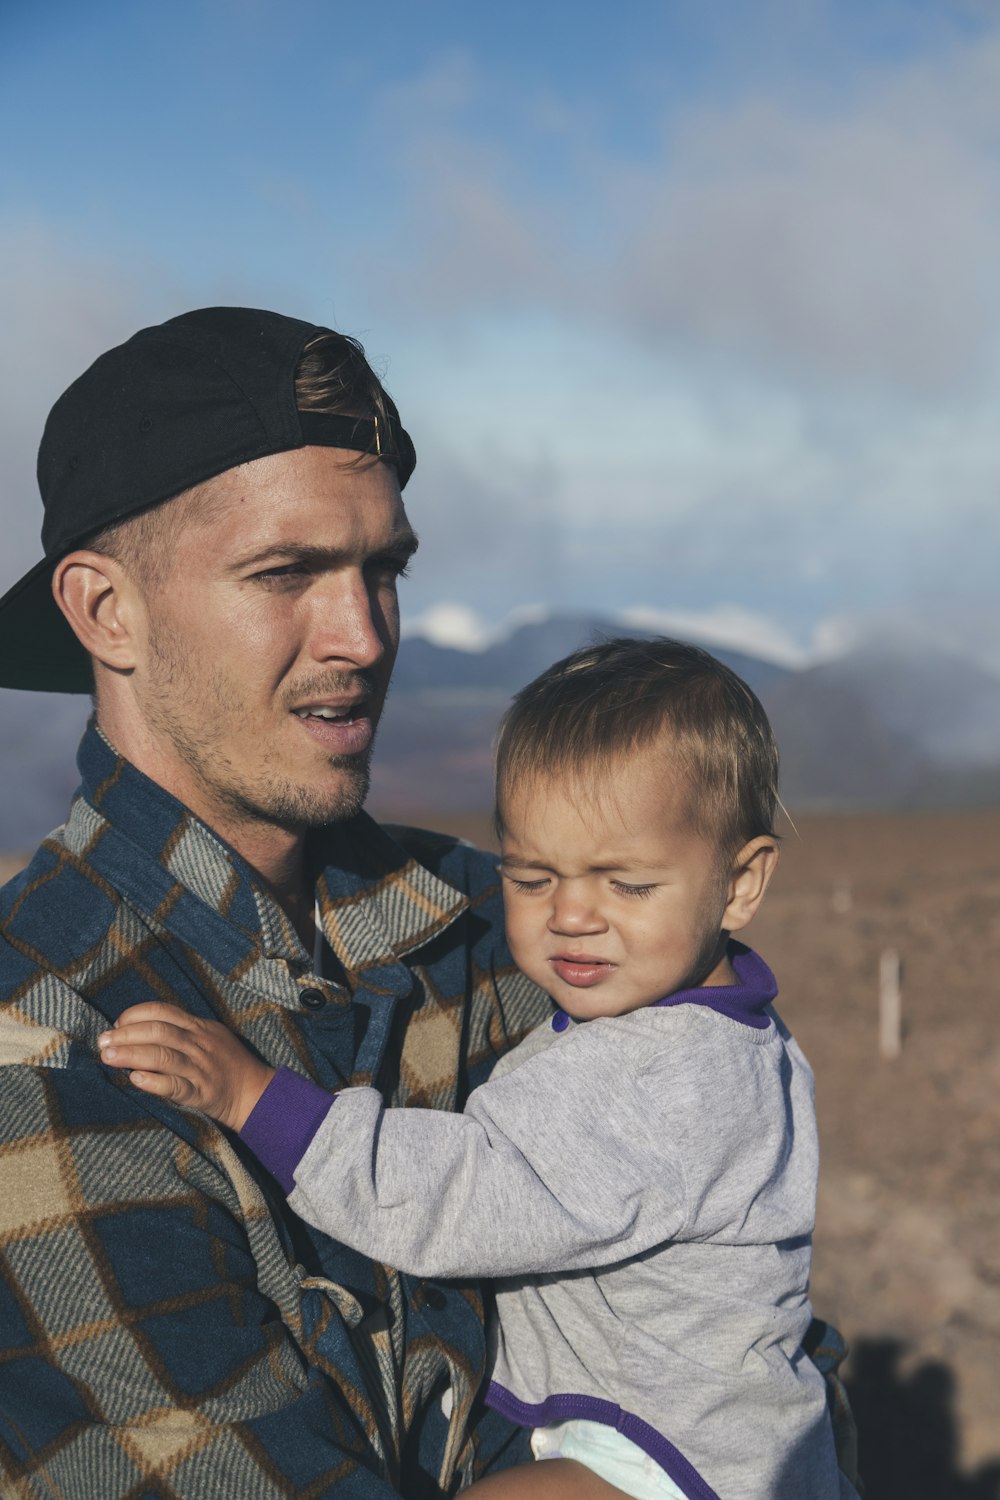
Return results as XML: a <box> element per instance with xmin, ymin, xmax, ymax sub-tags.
<box><xmin>531</xmin><ymin>1419</ymin><xmax>688</xmax><ymax>1500</ymax></box>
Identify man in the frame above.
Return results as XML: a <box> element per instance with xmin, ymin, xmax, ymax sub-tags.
<box><xmin>0</xmin><ymin>307</ymin><xmax>567</xmax><ymax>1498</ymax></box>
<box><xmin>0</xmin><ymin>308</ymin><xmax>856</xmax><ymax>1500</ymax></box>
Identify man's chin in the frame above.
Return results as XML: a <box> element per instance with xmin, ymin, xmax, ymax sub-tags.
<box><xmin>292</xmin><ymin>763</ymin><xmax>371</xmax><ymax>829</ymax></box>
<box><xmin>223</xmin><ymin>761</ymin><xmax>372</xmax><ymax>833</ymax></box>
<box><xmin>313</xmin><ymin>773</ymin><xmax>370</xmax><ymax>828</ymax></box>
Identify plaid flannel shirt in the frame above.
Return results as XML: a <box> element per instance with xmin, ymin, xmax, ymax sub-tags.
<box><xmin>0</xmin><ymin>724</ymin><xmax>550</xmax><ymax>1498</ymax></box>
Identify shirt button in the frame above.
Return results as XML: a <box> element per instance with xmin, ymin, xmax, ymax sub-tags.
<box><xmin>299</xmin><ymin>988</ymin><xmax>326</xmax><ymax>1010</ymax></box>
<box><xmin>423</xmin><ymin>1288</ymin><xmax>447</xmax><ymax>1312</ymax></box>
<box><xmin>551</xmin><ymin>1011</ymin><xmax>570</xmax><ymax>1032</ymax></box>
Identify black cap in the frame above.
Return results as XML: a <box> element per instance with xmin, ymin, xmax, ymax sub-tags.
<box><xmin>0</xmin><ymin>306</ymin><xmax>416</xmax><ymax>694</ymax></box>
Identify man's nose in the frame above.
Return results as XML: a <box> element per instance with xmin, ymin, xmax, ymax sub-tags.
<box><xmin>307</xmin><ymin>572</ymin><xmax>392</xmax><ymax>669</ymax></box>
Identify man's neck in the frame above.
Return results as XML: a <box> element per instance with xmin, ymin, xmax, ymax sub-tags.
<box><xmin>94</xmin><ymin>707</ymin><xmax>315</xmax><ymax>948</ymax></box>
<box><xmin>237</xmin><ymin>826</ymin><xmax>315</xmax><ymax>951</ymax></box>
<box><xmin>169</xmin><ymin>804</ymin><xmax>317</xmax><ymax>952</ymax></box>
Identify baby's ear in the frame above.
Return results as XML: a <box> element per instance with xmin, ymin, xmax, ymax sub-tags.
<box><xmin>722</xmin><ymin>837</ymin><xmax>779</xmax><ymax>933</ymax></box>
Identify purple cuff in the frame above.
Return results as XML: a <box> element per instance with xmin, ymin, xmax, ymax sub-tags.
<box><xmin>239</xmin><ymin>1066</ymin><xmax>336</xmax><ymax>1194</ymax></box>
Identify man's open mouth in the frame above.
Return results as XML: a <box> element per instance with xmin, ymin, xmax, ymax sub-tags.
<box><xmin>292</xmin><ymin>704</ymin><xmax>366</xmax><ymax>723</ymax></box>
<box><xmin>291</xmin><ymin>701</ymin><xmax>374</xmax><ymax>754</ymax></box>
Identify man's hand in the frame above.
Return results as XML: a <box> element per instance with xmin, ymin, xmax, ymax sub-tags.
<box><xmin>98</xmin><ymin>1002</ymin><xmax>276</xmax><ymax>1131</ymax></box>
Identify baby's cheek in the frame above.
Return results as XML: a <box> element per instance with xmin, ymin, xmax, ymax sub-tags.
<box><xmin>502</xmin><ymin>902</ymin><xmax>544</xmax><ymax>981</ymax></box>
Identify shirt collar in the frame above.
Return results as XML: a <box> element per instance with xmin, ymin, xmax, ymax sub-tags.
<box><xmin>72</xmin><ymin>721</ymin><xmax>469</xmax><ymax>973</ymax></box>
<box><xmin>652</xmin><ymin>940</ymin><xmax>777</xmax><ymax>1029</ymax></box>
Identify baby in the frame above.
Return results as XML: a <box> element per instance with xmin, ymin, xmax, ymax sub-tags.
<box><xmin>100</xmin><ymin>638</ymin><xmax>856</xmax><ymax>1500</ymax></box>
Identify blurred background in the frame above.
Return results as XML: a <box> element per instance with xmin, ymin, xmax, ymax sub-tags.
<box><xmin>2</xmin><ymin>2</ymin><xmax>999</xmax><ymax>1493</ymax></box>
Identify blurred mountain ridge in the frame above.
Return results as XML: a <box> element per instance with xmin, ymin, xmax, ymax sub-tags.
<box><xmin>2</xmin><ymin>614</ymin><xmax>999</xmax><ymax>849</ymax></box>
<box><xmin>375</xmin><ymin>616</ymin><xmax>1000</xmax><ymax>817</ymax></box>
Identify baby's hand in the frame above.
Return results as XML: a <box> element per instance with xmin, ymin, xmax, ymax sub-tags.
<box><xmin>98</xmin><ymin>1002</ymin><xmax>275</xmax><ymax>1131</ymax></box>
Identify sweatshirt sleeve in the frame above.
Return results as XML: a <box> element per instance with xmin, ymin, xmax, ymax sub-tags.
<box><xmin>288</xmin><ymin>1024</ymin><xmax>687</xmax><ymax>1279</ymax></box>
<box><xmin>239</xmin><ymin>1067</ymin><xmax>336</xmax><ymax>1194</ymax></box>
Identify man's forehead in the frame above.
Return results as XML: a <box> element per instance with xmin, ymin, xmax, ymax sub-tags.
<box><xmin>173</xmin><ymin>446</ymin><xmax>408</xmax><ymax>536</ymax></box>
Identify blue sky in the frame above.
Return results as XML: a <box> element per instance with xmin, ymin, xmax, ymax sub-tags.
<box><xmin>3</xmin><ymin>0</ymin><xmax>1000</xmax><ymax>667</ymax></box>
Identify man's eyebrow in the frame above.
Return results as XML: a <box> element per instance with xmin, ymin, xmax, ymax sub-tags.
<box><xmin>393</xmin><ymin>529</ymin><xmax>420</xmax><ymax>558</ymax></box>
<box><xmin>370</xmin><ymin>528</ymin><xmax>420</xmax><ymax>561</ymax></box>
<box><xmin>232</xmin><ymin>530</ymin><xmax>419</xmax><ymax>570</ymax></box>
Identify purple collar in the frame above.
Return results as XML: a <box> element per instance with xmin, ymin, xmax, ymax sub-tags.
<box><xmin>549</xmin><ymin>942</ymin><xmax>777</xmax><ymax>1034</ymax></box>
<box><xmin>652</xmin><ymin>941</ymin><xmax>776</xmax><ymax>1030</ymax></box>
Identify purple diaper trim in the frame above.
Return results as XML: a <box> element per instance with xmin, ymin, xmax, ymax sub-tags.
<box><xmin>485</xmin><ymin>1382</ymin><xmax>721</xmax><ymax>1500</ymax></box>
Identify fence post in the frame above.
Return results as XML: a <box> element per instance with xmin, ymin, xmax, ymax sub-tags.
<box><xmin>878</xmin><ymin>948</ymin><xmax>902</xmax><ymax>1060</ymax></box>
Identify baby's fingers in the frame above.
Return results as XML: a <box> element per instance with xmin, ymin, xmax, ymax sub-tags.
<box><xmin>99</xmin><ymin>1038</ymin><xmax>194</xmax><ymax>1079</ymax></box>
<box><xmin>114</xmin><ymin>1001</ymin><xmax>199</xmax><ymax>1031</ymax></box>
<box><xmin>98</xmin><ymin>1018</ymin><xmax>193</xmax><ymax>1057</ymax></box>
<box><xmin>126</xmin><ymin>1068</ymin><xmax>197</xmax><ymax>1104</ymax></box>
<box><xmin>98</xmin><ymin>1038</ymin><xmax>203</xmax><ymax>1104</ymax></box>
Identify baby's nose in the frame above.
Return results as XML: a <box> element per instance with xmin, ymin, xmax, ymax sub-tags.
<box><xmin>547</xmin><ymin>888</ymin><xmax>607</xmax><ymax>933</ymax></box>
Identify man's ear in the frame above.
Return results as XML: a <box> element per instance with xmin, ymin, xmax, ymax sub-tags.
<box><xmin>52</xmin><ymin>550</ymin><xmax>142</xmax><ymax>673</ymax></box>
<box><xmin>722</xmin><ymin>836</ymin><xmax>780</xmax><ymax>934</ymax></box>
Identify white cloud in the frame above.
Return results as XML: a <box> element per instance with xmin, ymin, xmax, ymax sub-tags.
<box><xmin>0</xmin><ymin>222</ymin><xmax>175</xmax><ymax>589</ymax></box>
<box><xmin>371</xmin><ymin>25</ymin><xmax>1000</xmax><ymax>395</ymax></box>
<box><xmin>402</xmin><ymin>603</ymin><xmax>495</xmax><ymax>651</ymax></box>
<box><xmin>609</xmin><ymin>66</ymin><xmax>1000</xmax><ymax>391</ymax></box>
<box><xmin>375</xmin><ymin>47</ymin><xmax>481</xmax><ymax>123</ymax></box>
<box><xmin>368</xmin><ymin>24</ymin><xmax>1000</xmax><ymax>679</ymax></box>
<box><xmin>8</xmin><ymin>14</ymin><xmax>1000</xmax><ymax>688</ymax></box>
<box><xmin>402</xmin><ymin>601</ymin><xmax>551</xmax><ymax>652</ymax></box>
<box><xmin>402</xmin><ymin>598</ymin><xmax>825</xmax><ymax>669</ymax></box>
<box><xmin>620</xmin><ymin>605</ymin><xmax>811</xmax><ymax>666</ymax></box>
<box><xmin>810</xmin><ymin>607</ymin><xmax>1000</xmax><ymax>679</ymax></box>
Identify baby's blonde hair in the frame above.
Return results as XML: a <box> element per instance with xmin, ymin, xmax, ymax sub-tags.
<box><xmin>495</xmin><ymin>637</ymin><xmax>779</xmax><ymax>860</ymax></box>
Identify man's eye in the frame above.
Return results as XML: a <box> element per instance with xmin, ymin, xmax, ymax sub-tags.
<box><xmin>611</xmin><ymin>881</ymin><xmax>657</xmax><ymax>899</ymax></box>
<box><xmin>253</xmin><ymin>563</ymin><xmax>308</xmax><ymax>583</ymax></box>
<box><xmin>368</xmin><ymin>555</ymin><xmax>412</xmax><ymax>580</ymax></box>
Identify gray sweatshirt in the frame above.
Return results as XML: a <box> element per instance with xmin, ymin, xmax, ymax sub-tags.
<box><xmin>243</xmin><ymin>945</ymin><xmax>850</xmax><ymax>1500</ymax></box>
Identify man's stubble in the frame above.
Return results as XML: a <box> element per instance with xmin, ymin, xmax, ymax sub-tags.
<box><xmin>138</xmin><ymin>612</ymin><xmax>376</xmax><ymax>834</ymax></box>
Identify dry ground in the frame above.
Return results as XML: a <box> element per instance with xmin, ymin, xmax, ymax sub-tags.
<box><xmin>750</xmin><ymin>809</ymin><xmax>1000</xmax><ymax>1500</ymax></box>
<box><xmin>373</xmin><ymin>805</ymin><xmax>1000</xmax><ymax>1499</ymax></box>
<box><xmin>5</xmin><ymin>808</ymin><xmax>999</xmax><ymax>1496</ymax></box>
